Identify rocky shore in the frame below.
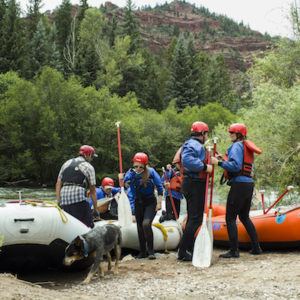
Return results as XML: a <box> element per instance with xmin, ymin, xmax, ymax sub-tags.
<box><xmin>1</xmin><ymin>248</ymin><xmax>299</xmax><ymax>300</ymax></box>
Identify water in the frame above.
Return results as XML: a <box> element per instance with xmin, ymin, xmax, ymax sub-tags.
<box><xmin>0</xmin><ymin>187</ymin><xmax>56</xmax><ymax>204</ymax></box>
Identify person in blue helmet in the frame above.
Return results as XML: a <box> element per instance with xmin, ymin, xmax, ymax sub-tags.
<box><xmin>118</xmin><ymin>152</ymin><xmax>163</xmax><ymax>260</ymax></box>
<box><xmin>177</xmin><ymin>122</ymin><xmax>213</xmax><ymax>261</ymax></box>
<box><xmin>90</xmin><ymin>177</ymin><xmax>121</xmax><ymax>220</ymax></box>
<box><xmin>211</xmin><ymin>123</ymin><xmax>262</xmax><ymax>258</ymax></box>
<box><xmin>160</xmin><ymin>164</ymin><xmax>183</xmax><ymax>222</ymax></box>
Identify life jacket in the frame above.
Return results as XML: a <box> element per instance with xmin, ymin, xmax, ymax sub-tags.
<box><xmin>173</xmin><ymin>146</ymin><xmax>209</xmax><ymax>180</ymax></box>
<box><xmin>169</xmin><ymin>169</ymin><xmax>182</xmax><ymax>193</ymax></box>
<box><xmin>221</xmin><ymin>140</ymin><xmax>262</xmax><ymax>184</ymax></box>
<box><xmin>61</xmin><ymin>159</ymin><xmax>87</xmax><ymax>187</ymax></box>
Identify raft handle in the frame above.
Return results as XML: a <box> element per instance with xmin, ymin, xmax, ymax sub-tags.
<box><xmin>14</xmin><ymin>218</ymin><xmax>34</xmax><ymax>222</ymax></box>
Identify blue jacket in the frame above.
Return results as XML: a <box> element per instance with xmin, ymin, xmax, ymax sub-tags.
<box><xmin>89</xmin><ymin>186</ymin><xmax>120</xmax><ymax>208</ymax></box>
<box><xmin>219</xmin><ymin>142</ymin><xmax>253</xmax><ymax>183</ymax></box>
<box><xmin>161</xmin><ymin>170</ymin><xmax>183</xmax><ymax>199</ymax></box>
<box><xmin>181</xmin><ymin>137</ymin><xmax>207</xmax><ymax>180</ymax></box>
<box><xmin>124</xmin><ymin>167</ymin><xmax>163</xmax><ymax>199</ymax></box>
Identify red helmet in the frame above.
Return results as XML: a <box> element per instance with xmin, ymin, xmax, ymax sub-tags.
<box><xmin>191</xmin><ymin>121</ymin><xmax>209</xmax><ymax>133</ymax></box>
<box><xmin>228</xmin><ymin>123</ymin><xmax>247</xmax><ymax>136</ymax></box>
<box><xmin>101</xmin><ymin>177</ymin><xmax>114</xmax><ymax>188</ymax></box>
<box><xmin>79</xmin><ymin>145</ymin><xmax>98</xmax><ymax>157</ymax></box>
<box><xmin>133</xmin><ymin>152</ymin><xmax>148</xmax><ymax>165</ymax></box>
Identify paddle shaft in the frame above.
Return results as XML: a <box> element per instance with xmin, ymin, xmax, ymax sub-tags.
<box><xmin>170</xmin><ymin>168</ymin><xmax>182</xmax><ymax>184</ymax></box>
<box><xmin>209</xmin><ymin>140</ymin><xmax>217</xmax><ymax>211</ymax></box>
<box><xmin>203</xmin><ymin>151</ymin><xmax>211</xmax><ymax>215</ymax></box>
<box><xmin>162</xmin><ymin>167</ymin><xmax>179</xmax><ymax>220</ymax></box>
<box><xmin>264</xmin><ymin>189</ymin><xmax>290</xmax><ymax>214</ymax></box>
<box><xmin>116</xmin><ymin>122</ymin><xmax>124</xmax><ymax>187</ymax></box>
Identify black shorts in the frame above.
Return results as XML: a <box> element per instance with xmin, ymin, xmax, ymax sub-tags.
<box><xmin>61</xmin><ymin>201</ymin><xmax>93</xmax><ymax>228</ymax></box>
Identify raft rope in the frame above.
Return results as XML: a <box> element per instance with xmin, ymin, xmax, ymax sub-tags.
<box><xmin>23</xmin><ymin>201</ymin><xmax>68</xmax><ymax>223</ymax></box>
<box><xmin>153</xmin><ymin>222</ymin><xmax>177</xmax><ymax>253</ymax></box>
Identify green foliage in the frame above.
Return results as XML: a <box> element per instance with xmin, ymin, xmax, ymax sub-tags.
<box><xmin>249</xmin><ymin>39</ymin><xmax>300</xmax><ymax>88</ymax></box>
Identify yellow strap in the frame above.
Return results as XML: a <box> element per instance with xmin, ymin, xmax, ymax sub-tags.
<box><xmin>23</xmin><ymin>201</ymin><xmax>68</xmax><ymax>223</ymax></box>
<box><xmin>153</xmin><ymin>222</ymin><xmax>169</xmax><ymax>253</ymax></box>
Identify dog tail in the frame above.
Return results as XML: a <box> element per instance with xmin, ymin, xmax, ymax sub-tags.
<box><xmin>117</xmin><ymin>227</ymin><xmax>122</xmax><ymax>245</ymax></box>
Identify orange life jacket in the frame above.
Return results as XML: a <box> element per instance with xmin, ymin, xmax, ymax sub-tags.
<box><xmin>173</xmin><ymin>146</ymin><xmax>210</xmax><ymax>180</ymax></box>
<box><xmin>169</xmin><ymin>171</ymin><xmax>182</xmax><ymax>193</ymax></box>
<box><xmin>222</xmin><ymin>140</ymin><xmax>262</xmax><ymax>183</ymax></box>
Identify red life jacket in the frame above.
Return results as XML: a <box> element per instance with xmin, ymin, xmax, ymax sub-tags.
<box><xmin>222</xmin><ymin>140</ymin><xmax>262</xmax><ymax>183</ymax></box>
<box><xmin>173</xmin><ymin>146</ymin><xmax>210</xmax><ymax>180</ymax></box>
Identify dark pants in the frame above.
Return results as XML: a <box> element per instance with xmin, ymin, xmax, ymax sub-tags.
<box><xmin>178</xmin><ymin>178</ymin><xmax>206</xmax><ymax>256</ymax></box>
<box><xmin>135</xmin><ymin>197</ymin><xmax>157</xmax><ymax>254</ymax></box>
<box><xmin>165</xmin><ymin>195</ymin><xmax>181</xmax><ymax>220</ymax></box>
<box><xmin>226</xmin><ymin>182</ymin><xmax>259</xmax><ymax>251</ymax></box>
<box><xmin>61</xmin><ymin>201</ymin><xmax>93</xmax><ymax>228</ymax></box>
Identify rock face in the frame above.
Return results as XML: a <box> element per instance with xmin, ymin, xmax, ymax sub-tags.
<box><xmin>106</xmin><ymin>1</ymin><xmax>273</xmax><ymax>70</ymax></box>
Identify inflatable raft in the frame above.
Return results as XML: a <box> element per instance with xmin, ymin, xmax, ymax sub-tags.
<box><xmin>0</xmin><ymin>200</ymin><xmax>182</xmax><ymax>271</ymax></box>
<box><xmin>94</xmin><ymin>219</ymin><xmax>182</xmax><ymax>252</ymax></box>
<box><xmin>0</xmin><ymin>200</ymin><xmax>93</xmax><ymax>271</ymax></box>
<box><xmin>211</xmin><ymin>205</ymin><xmax>300</xmax><ymax>249</ymax></box>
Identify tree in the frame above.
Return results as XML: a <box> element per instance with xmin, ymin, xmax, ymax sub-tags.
<box><xmin>29</xmin><ymin>19</ymin><xmax>49</xmax><ymax>77</ymax></box>
<box><xmin>26</xmin><ymin>0</ymin><xmax>43</xmax><ymax>41</ymax></box>
<box><xmin>166</xmin><ymin>35</ymin><xmax>197</xmax><ymax>111</ymax></box>
<box><xmin>54</xmin><ymin>0</ymin><xmax>72</xmax><ymax>71</ymax></box>
<box><xmin>206</xmin><ymin>54</ymin><xmax>238</xmax><ymax>111</ymax></box>
<box><xmin>0</xmin><ymin>0</ymin><xmax>25</xmax><ymax>74</ymax></box>
<box><xmin>48</xmin><ymin>22</ymin><xmax>64</xmax><ymax>73</ymax></box>
<box><xmin>121</xmin><ymin>0</ymin><xmax>141</xmax><ymax>53</ymax></box>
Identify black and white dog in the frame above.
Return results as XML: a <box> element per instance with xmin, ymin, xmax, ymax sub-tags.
<box><xmin>64</xmin><ymin>224</ymin><xmax>122</xmax><ymax>285</ymax></box>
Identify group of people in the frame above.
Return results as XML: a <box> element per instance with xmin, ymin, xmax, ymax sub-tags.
<box><xmin>56</xmin><ymin>121</ymin><xmax>262</xmax><ymax>262</ymax></box>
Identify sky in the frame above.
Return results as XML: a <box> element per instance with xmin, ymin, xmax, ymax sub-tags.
<box><xmin>18</xmin><ymin>0</ymin><xmax>294</xmax><ymax>38</ymax></box>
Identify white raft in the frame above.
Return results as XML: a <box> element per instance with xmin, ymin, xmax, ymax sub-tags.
<box><xmin>0</xmin><ymin>200</ymin><xmax>91</xmax><ymax>271</ymax></box>
<box><xmin>94</xmin><ymin>219</ymin><xmax>182</xmax><ymax>252</ymax></box>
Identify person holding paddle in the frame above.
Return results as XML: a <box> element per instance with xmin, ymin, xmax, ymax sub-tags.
<box><xmin>211</xmin><ymin>123</ymin><xmax>262</xmax><ymax>258</ymax></box>
<box><xmin>89</xmin><ymin>177</ymin><xmax>121</xmax><ymax>220</ymax></box>
<box><xmin>177</xmin><ymin>122</ymin><xmax>213</xmax><ymax>261</ymax></box>
<box><xmin>118</xmin><ymin>152</ymin><xmax>163</xmax><ymax>260</ymax></box>
<box><xmin>160</xmin><ymin>164</ymin><xmax>183</xmax><ymax>222</ymax></box>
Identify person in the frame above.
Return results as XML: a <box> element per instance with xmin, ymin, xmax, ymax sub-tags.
<box><xmin>211</xmin><ymin>123</ymin><xmax>262</xmax><ymax>258</ymax></box>
<box><xmin>119</xmin><ymin>152</ymin><xmax>163</xmax><ymax>260</ymax></box>
<box><xmin>56</xmin><ymin>145</ymin><xmax>98</xmax><ymax>228</ymax></box>
<box><xmin>90</xmin><ymin>177</ymin><xmax>121</xmax><ymax>220</ymax></box>
<box><xmin>177</xmin><ymin>121</ymin><xmax>213</xmax><ymax>261</ymax></box>
<box><xmin>160</xmin><ymin>164</ymin><xmax>183</xmax><ymax>222</ymax></box>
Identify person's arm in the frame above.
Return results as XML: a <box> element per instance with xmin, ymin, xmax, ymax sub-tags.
<box><xmin>220</xmin><ymin>143</ymin><xmax>243</xmax><ymax>172</ymax></box>
<box><xmin>181</xmin><ymin>142</ymin><xmax>207</xmax><ymax>172</ymax></box>
<box><xmin>89</xmin><ymin>185</ymin><xmax>98</xmax><ymax>213</ymax></box>
<box><xmin>56</xmin><ymin>178</ymin><xmax>62</xmax><ymax>205</ymax></box>
<box><xmin>152</xmin><ymin>169</ymin><xmax>163</xmax><ymax>211</ymax></box>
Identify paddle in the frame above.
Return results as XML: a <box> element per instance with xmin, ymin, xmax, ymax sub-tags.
<box><xmin>162</xmin><ymin>167</ymin><xmax>179</xmax><ymax>220</ymax></box>
<box><xmin>192</xmin><ymin>149</ymin><xmax>212</xmax><ymax>268</ymax></box>
<box><xmin>115</xmin><ymin>121</ymin><xmax>132</xmax><ymax>227</ymax></box>
<box><xmin>162</xmin><ymin>167</ymin><xmax>183</xmax><ymax>236</ymax></box>
<box><xmin>208</xmin><ymin>138</ymin><xmax>218</xmax><ymax>251</ymax></box>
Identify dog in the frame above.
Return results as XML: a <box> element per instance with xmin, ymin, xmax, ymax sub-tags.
<box><xmin>63</xmin><ymin>224</ymin><xmax>122</xmax><ymax>285</ymax></box>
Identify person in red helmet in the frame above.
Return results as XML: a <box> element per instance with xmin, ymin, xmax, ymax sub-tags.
<box><xmin>211</xmin><ymin>123</ymin><xmax>262</xmax><ymax>258</ymax></box>
<box><xmin>56</xmin><ymin>145</ymin><xmax>98</xmax><ymax>227</ymax></box>
<box><xmin>89</xmin><ymin>177</ymin><xmax>122</xmax><ymax>220</ymax></box>
<box><xmin>119</xmin><ymin>152</ymin><xmax>163</xmax><ymax>260</ymax></box>
<box><xmin>177</xmin><ymin>121</ymin><xmax>213</xmax><ymax>261</ymax></box>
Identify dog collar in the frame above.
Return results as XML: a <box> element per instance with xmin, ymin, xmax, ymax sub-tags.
<box><xmin>80</xmin><ymin>236</ymin><xmax>88</xmax><ymax>258</ymax></box>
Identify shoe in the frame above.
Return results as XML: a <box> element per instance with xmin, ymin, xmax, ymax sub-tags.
<box><xmin>177</xmin><ymin>250</ymin><xmax>192</xmax><ymax>261</ymax></box>
<box><xmin>159</xmin><ymin>211</ymin><xmax>167</xmax><ymax>223</ymax></box>
<box><xmin>135</xmin><ymin>252</ymin><xmax>147</xmax><ymax>259</ymax></box>
<box><xmin>249</xmin><ymin>246</ymin><xmax>262</xmax><ymax>255</ymax></box>
<box><xmin>219</xmin><ymin>250</ymin><xmax>240</xmax><ymax>258</ymax></box>
<box><xmin>148</xmin><ymin>254</ymin><xmax>156</xmax><ymax>260</ymax></box>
